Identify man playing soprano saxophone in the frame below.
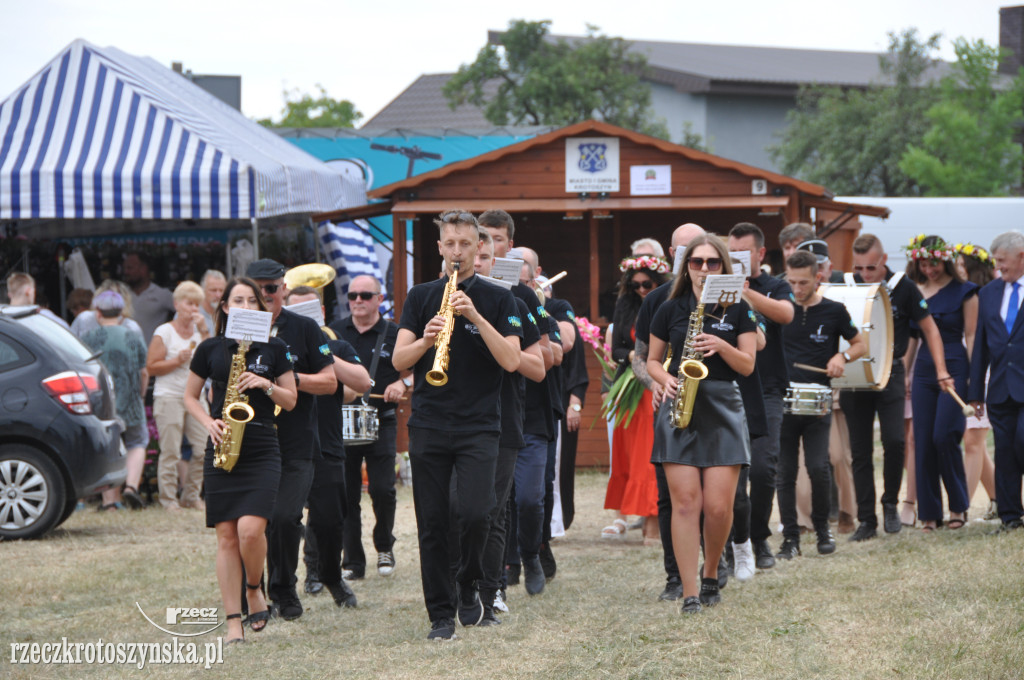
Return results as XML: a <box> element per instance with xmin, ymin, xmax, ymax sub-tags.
<box><xmin>393</xmin><ymin>209</ymin><xmax>522</xmax><ymax>641</ymax></box>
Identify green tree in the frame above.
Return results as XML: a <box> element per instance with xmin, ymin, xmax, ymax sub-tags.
<box><xmin>257</xmin><ymin>85</ymin><xmax>362</xmax><ymax>128</ymax></box>
<box><xmin>443</xmin><ymin>20</ymin><xmax>667</xmax><ymax>137</ymax></box>
<box><xmin>899</xmin><ymin>39</ymin><xmax>1024</xmax><ymax>196</ymax></box>
<box><xmin>771</xmin><ymin>30</ymin><xmax>941</xmax><ymax>196</ymax></box>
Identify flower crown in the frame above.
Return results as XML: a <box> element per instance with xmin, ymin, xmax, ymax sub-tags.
<box><xmin>953</xmin><ymin>242</ymin><xmax>992</xmax><ymax>264</ymax></box>
<box><xmin>904</xmin><ymin>234</ymin><xmax>954</xmax><ymax>262</ymax></box>
<box><xmin>619</xmin><ymin>255</ymin><xmax>670</xmax><ymax>274</ymax></box>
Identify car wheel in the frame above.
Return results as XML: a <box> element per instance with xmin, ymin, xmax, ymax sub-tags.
<box><xmin>0</xmin><ymin>444</ymin><xmax>67</xmax><ymax>540</ymax></box>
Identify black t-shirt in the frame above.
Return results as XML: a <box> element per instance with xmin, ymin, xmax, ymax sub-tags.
<box><xmin>513</xmin><ymin>282</ymin><xmax>553</xmax><ymax>337</ymax></box>
<box><xmin>749</xmin><ymin>271</ymin><xmax>796</xmax><ymax>394</ymax></box>
<box><xmin>331</xmin><ymin>315</ymin><xmax>401</xmax><ymax>418</ymax></box>
<box><xmin>866</xmin><ymin>269</ymin><xmax>931</xmax><ymax>361</ymax></box>
<box><xmin>650</xmin><ymin>294</ymin><xmax>758</xmax><ymax>382</ymax></box>
<box><xmin>499</xmin><ymin>296</ymin><xmax>542</xmax><ymax>449</ymax></box>
<box><xmin>783</xmin><ymin>298</ymin><xmax>859</xmax><ymax>386</ymax></box>
<box><xmin>272</xmin><ymin>308</ymin><xmax>334</xmax><ymax>459</ymax></box>
<box><xmin>316</xmin><ymin>338</ymin><xmax>361</xmax><ymax>460</ymax></box>
<box><xmin>399</xmin><ymin>273</ymin><xmax>522</xmax><ymax>433</ymax></box>
<box><xmin>544</xmin><ymin>298</ymin><xmax>576</xmax><ymax>419</ymax></box>
<box><xmin>634</xmin><ymin>281</ymin><xmax>673</xmax><ymax>347</ymax></box>
<box><xmin>191</xmin><ymin>336</ymin><xmax>292</xmax><ymax>426</ymax></box>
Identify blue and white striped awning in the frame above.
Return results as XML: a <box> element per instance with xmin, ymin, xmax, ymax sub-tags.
<box><xmin>320</xmin><ymin>219</ymin><xmax>388</xmax><ymax>318</ymax></box>
<box><xmin>0</xmin><ymin>39</ymin><xmax>355</xmax><ymax>221</ymax></box>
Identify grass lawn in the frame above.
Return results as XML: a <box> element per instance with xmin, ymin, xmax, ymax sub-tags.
<box><xmin>3</xmin><ymin>467</ymin><xmax>1023</xmax><ymax>679</ymax></box>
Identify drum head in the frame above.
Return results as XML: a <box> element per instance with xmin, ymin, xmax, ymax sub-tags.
<box><xmin>820</xmin><ymin>283</ymin><xmax>894</xmax><ymax>391</ymax></box>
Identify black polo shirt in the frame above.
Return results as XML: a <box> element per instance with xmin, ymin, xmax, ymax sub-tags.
<box><xmin>634</xmin><ymin>281</ymin><xmax>673</xmax><ymax>347</ymax></box>
<box><xmin>191</xmin><ymin>337</ymin><xmax>292</xmax><ymax>427</ymax></box>
<box><xmin>400</xmin><ymin>273</ymin><xmax>522</xmax><ymax>433</ymax></box>
<box><xmin>544</xmin><ymin>298</ymin><xmax>576</xmax><ymax>419</ymax></box>
<box><xmin>330</xmin><ymin>315</ymin><xmax>401</xmax><ymax>418</ymax></box>
<box><xmin>783</xmin><ymin>298</ymin><xmax>859</xmax><ymax>386</ymax></box>
<box><xmin>749</xmin><ymin>271</ymin><xmax>796</xmax><ymax>395</ymax></box>
<box><xmin>650</xmin><ymin>294</ymin><xmax>758</xmax><ymax>382</ymax></box>
<box><xmin>499</xmin><ymin>296</ymin><xmax>542</xmax><ymax>449</ymax></box>
<box><xmin>273</xmin><ymin>308</ymin><xmax>334</xmax><ymax>459</ymax></box>
<box><xmin>316</xmin><ymin>338</ymin><xmax>361</xmax><ymax>461</ymax></box>
<box><xmin>514</xmin><ymin>282</ymin><xmax>553</xmax><ymax>337</ymax></box>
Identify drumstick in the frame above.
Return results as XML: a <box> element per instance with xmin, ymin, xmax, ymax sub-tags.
<box><xmin>942</xmin><ymin>385</ymin><xmax>976</xmax><ymax>418</ymax></box>
<box><xmin>793</xmin><ymin>362</ymin><xmax>830</xmax><ymax>375</ymax></box>
<box><xmin>540</xmin><ymin>271</ymin><xmax>568</xmax><ymax>287</ymax></box>
<box><xmin>369</xmin><ymin>393</ymin><xmax>409</xmax><ymax>401</ymax></box>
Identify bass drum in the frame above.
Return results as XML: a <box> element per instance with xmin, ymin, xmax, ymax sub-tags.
<box><xmin>819</xmin><ymin>282</ymin><xmax>894</xmax><ymax>390</ymax></box>
<box><xmin>342</xmin><ymin>403</ymin><xmax>379</xmax><ymax>445</ymax></box>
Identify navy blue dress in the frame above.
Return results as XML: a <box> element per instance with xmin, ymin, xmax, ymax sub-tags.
<box><xmin>910</xmin><ymin>279</ymin><xmax>977</xmax><ymax>523</ymax></box>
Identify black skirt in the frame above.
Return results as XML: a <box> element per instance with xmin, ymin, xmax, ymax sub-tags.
<box><xmin>652</xmin><ymin>379</ymin><xmax>751</xmax><ymax>468</ymax></box>
<box><xmin>203</xmin><ymin>423</ymin><xmax>282</xmax><ymax>527</ymax></box>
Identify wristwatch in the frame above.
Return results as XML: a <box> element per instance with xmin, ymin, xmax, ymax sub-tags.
<box><xmin>402</xmin><ymin>377</ymin><xmax>413</xmax><ymax>389</ymax></box>
<box><xmin>842</xmin><ymin>351</ymin><xmax>852</xmax><ymax>363</ymax></box>
<box><xmin>265</xmin><ymin>384</ymin><xmax>274</xmax><ymax>397</ymax></box>
<box><xmin>570</xmin><ymin>403</ymin><xmax>582</xmax><ymax>413</ymax></box>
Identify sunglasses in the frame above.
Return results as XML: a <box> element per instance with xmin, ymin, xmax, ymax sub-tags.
<box><xmin>853</xmin><ymin>258</ymin><xmax>884</xmax><ymax>273</ymax></box>
<box><xmin>260</xmin><ymin>283</ymin><xmax>280</xmax><ymax>294</ymax></box>
<box><xmin>347</xmin><ymin>291</ymin><xmax>377</xmax><ymax>301</ymax></box>
<box><xmin>440</xmin><ymin>210</ymin><xmax>476</xmax><ymax>224</ymax></box>
<box><xmin>628</xmin><ymin>280</ymin><xmax>655</xmax><ymax>291</ymax></box>
<box><xmin>688</xmin><ymin>257</ymin><xmax>723</xmax><ymax>271</ymax></box>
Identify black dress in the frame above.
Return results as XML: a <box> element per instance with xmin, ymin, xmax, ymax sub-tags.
<box><xmin>190</xmin><ymin>336</ymin><xmax>293</xmax><ymax>527</ymax></box>
<box><xmin>649</xmin><ymin>294</ymin><xmax>756</xmax><ymax>468</ymax></box>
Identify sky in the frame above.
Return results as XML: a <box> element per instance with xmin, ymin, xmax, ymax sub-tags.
<box><xmin>0</xmin><ymin>0</ymin><xmax>1014</xmax><ymax>124</ymax></box>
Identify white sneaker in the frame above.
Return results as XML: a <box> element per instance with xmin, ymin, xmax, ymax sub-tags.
<box><xmin>493</xmin><ymin>591</ymin><xmax>509</xmax><ymax>613</ymax></box>
<box><xmin>377</xmin><ymin>551</ymin><xmax>395</xmax><ymax>577</ymax></box>
<box><xmin>732</xmin><ymin>540</ymin><xmax>755</xmax><ymax>582</ymax></box>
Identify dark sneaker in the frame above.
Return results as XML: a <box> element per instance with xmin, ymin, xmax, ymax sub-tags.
<box><xmin>849</xmin><ymin>523</ymin><xmax>877</xmax><ymax>542</ymax></box>
<box><xmin>304</xmin><ymin>575</ymin><xmax>324</xmax><ymax>595</ymax></box>
<box><xmin>1001</xmin><ymin>518</ymin><xmax>1023</xmax><ymax>531</ymax></box>
<box><xmin>456</xmin><ymin>584</ymin><xmax>484</xmax><ymax>627</ymax></box>
<box><xmin>276</xmin><ymin>598</ymin><xmax>303</xmax><ymax>621</ymax></box>
<box><xmin>326</xmin><ymin>581</ymin><xmax>357</xmax><ymax>608</ymax></box>
<box><xmin>341</xmin><ymin>568</ymin><xmax>364</xmax><ymax>581</ymax></box>
<box><xmin>680</xmin><ymin>596</ymin><xmax>702</xmax><ymax>614</ymax></box>
<box><xmin>479</xmin><ymin>606</ymin><xmax>502</xmax><ymax>627</ymax></box>
<box><xmin>427</xmin><ymin>618</ymin><xmax>456</xmax><ymax>641</ymax></box>
<box><xmin>377</xmin><ymin>551</ymin><xmax>395</xmax><ymax>577</ymax></box>
<box><xmin>753</xmin><ymin>540</ymin><xmax>776</xmax><ymax>569</ymax></box>
<box><xmin>506</xmin><ymin>562</ymin><xmax>521</xmax><ymax>586</ymax></box>
<box><xmin>523</xmin><ymin>556</ymin><xmax>545</xmax><ymax>596</ymax></box>
<box><xmin>122</xmin><ymin>486</ymin><xmax>145</xmax><ymax>510</ymax></box>
<box><xmin>699</xmin><ymin>577</ymin><xmax>721</xmax><ymax>607</ymax></box>
<box><xmin>658</xmin><ymin>579</ymin><xmax>683</xmax><ymax>602</ymax></box>
<box><xmin>538</xmin><ymin>542</ymin><xmax>557</xmax><ymax>580</ymax></box>
<box><xmin>882</xmin><ymin>504</ymin><xmax>902</xmax><ymax>534</ymax></box>
<box><xmin>816</xmin><ymin>527</ymin><xmax>836</xmax><ymax>555</ymax></box>
<box><xmin>776</xmin><ymin>538</ymin><xmax>800</xmax><ymax>560</ymax></box>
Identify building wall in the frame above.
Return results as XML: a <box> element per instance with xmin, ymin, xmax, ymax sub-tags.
<box><xmin>705</xmin><ymin>93</ymin><xmax>794</xmax><ymax>172</ymax></box>
<box><xmin>649</xmin><ymin>83</ymin><xmax>707</xmax><ymax>142</ymax></box>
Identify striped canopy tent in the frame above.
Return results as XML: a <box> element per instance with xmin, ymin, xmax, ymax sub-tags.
<box><xmin>0</xmin><ymin>39</ymin><xmax>359</xmax><ymax>237</ymax></box>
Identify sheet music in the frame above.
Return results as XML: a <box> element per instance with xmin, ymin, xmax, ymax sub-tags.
<box><xmin>477</xmin><ymin>274</ymin><xmax>514</xmax><ymax>290</ymax></box>
<box><xmin>225</xmin><ymin>308</ymin><xmax>272</xmax><ymax>343</ymax></box>
<box><xmin>489</xmin><ymin>257</ymin><xmax>524</xmax><ymax>284</ymax></box>
<box><xmin>729</xmin><ymin>251</ymin><xmax>751</xmax><ymax>277</ymax></box>
<box><xmin>700</xmin><ymin>274</ymin><xmax>746</xmax><ymax>306</ymax></box>
<box><xmin>285</xmin><ymin>298</ymin><xmax>325</xmax><ymax>327</ymax></box>
<box><xmin>672</xmin><ymin>246</ymin><xmax>687</xmax><ymax>276</ymax></box>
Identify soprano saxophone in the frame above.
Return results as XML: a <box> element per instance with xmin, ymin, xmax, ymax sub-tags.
<box><xmin>670</xmin><ymin>302</ymin><xmax>710</xmax><ymax>429</ymax></box>
<box><xmin>213</xmin><ymin>339</ymin><xmax>255</xmax><ymax>472</ymax></box>
<box><xmin>426</xmin><ymin>262</ymin><xmax>460</xmax><ymax>386</ymax></box>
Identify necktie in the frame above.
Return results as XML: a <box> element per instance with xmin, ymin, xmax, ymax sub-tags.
<box><xmin>1007</xmin><ymin>282</ymin><xmax>1020</xmax><ymax>335</ymax></box>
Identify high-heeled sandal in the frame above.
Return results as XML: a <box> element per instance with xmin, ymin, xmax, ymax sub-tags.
<box><xmin>947</xmin><ymin>511</ymin><xmax>967</xmax><ymax>530</ymax></box>
<box><xmin>225</xmin><ymin>613</ymin><xmax>245</xmax><ymax>644</ymax></box>
<box><xmin>900</xmin><ymin>501</ymin><xmax>917</xmax><ymax>527</ymax></box>
<box><xmin>245</xmin><ymin>582</ymin><xmax>270</xmax><ymax>632</ymax></box>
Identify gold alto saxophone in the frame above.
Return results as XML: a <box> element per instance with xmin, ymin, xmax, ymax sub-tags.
<box><xmin>426</xmin><ymin>262</ymin><xmax>460</xmax><ymax>386</ymax></box>
<box><xmin>671</xmin><ymin>302</ymin><xmax>710</xmax><ymax>429</ymax></box>
<box><xmin>214</xmin><ymin>339</ymin><xmax>255</xmax><ymax>472</ymax></box>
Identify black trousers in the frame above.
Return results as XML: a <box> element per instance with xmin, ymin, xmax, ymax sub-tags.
<box><xmin>840</xmin><ymin>363</ymin><xmax>906</xmax><ymax>527</ymax></box>
<box><xmin>478</xmin><ymin>446</ymin><xmax>519</xmax><ymax>603</ymax></box>
<box><xmin>559</xmin><ymin>417</ymin><xmax>579</xmax><ymax>530</ymax></box>
<box><xmin>267</xmin><ymin>454</ymin><xmax>315</xmax><ymax>603</ymax></box>
<box><xmin>305</xmin><ymin>455</ymin><xmax>346</xmax><ymax>586</ymax></box>
<box><xmin>749</xmin><ymin>391</ymin><xmax>784</xmax><ymax>542</ymax></box>
<box><xmin>778</xmin><ymin>412</ymin><xmax>833</xmax><ymax>540</ymax></box>
<box><xmin>409</xmin><ymin>427</ymin><xmax>498</xmax><ymax>622</ymax></box>
<box><xmin>342</xmin><ymin>418</ymin><xmax>398</xmax><ymax>576</ymax></box>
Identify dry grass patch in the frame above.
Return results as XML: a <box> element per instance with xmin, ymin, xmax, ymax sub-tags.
<box><xmin>2</xmin><ymin>470</ymin><xmax>1023</xmax><ymax>679</ymax></box>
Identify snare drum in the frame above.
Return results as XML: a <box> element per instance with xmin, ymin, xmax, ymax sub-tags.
<box><xmin>342</xmin><ymin>403</ymin><xmax>379</xmax><ymax>445</ymax></box>
<box><xmin>819</xmin><ymin>282</ymin><xmax>894</xmax><ymax>390</ymax></box>
<box><xmin>784</xmin><ymin>382</ymin><xmax>833</xmax><ymax>416</ymax></box>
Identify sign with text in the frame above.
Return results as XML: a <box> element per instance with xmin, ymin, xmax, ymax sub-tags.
<box><xmin>285</xmin><ymin>299</ymin><xmax>325</xmax><ymax>327</ymax></box>
<box><xmin>225</xmin><ymin>308</ymin><xmax>272</xmax><ymax>344</ymax></box>
<box><xmin>699</xmin><ymin>274</ymin><xmax>746</xmax><ymax>307</ymax></box>
<box><xmin>629</xmin><ymin>165</ymin><xmax>672</xmax><ymax>195</ymax></box>
<box><xmin>565</xmin><ymin>137</ymin><xmax>620</xmax><ymax>193</ymax></box>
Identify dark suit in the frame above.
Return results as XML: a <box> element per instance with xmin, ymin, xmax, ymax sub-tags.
<box><xmin>969</xmin><ymin>278</ymin><xmax>1024</xmax><ymax>523</ymax></box>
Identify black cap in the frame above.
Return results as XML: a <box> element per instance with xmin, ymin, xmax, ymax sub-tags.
<box><xmin>246</xmin><ymin>258</ymin><xmax>286</xmax><ymax>280</ymax></box>
<box><xmin>797</xmin><ymin>239</ymin><xmax>830</xmax><ymax>263</ymax></box>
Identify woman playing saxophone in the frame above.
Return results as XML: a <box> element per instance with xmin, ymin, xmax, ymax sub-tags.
<box><xmin>645</xmin><ymin>234</ymin><xmax>757</xmax><ymax>615</ymax></box>
<box><xmin>183</xmin><ymin>277</ymin><xmax>297</xmax><ymax>644</ymax></box>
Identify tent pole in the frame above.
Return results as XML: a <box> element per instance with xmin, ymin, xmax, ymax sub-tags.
<box><xmin>311</xmin><ymin>217</ymin><xmax>321</xmax><ymax>263</ymax></box>
<box><xmin>226</xmin><ymin>236</ymin><xmax>233</xmax><ymax>279</ymax></box>
<box><xmin>251</xmin><ymin>217</ymin><xmax>260</xmax><ymax>260</ymax></box>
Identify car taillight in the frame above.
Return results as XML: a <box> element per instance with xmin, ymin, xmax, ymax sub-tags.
<box><xmin>41</xmin><ymin>371</ymin><xmax>98</xmax><ymax>415</ymax></box>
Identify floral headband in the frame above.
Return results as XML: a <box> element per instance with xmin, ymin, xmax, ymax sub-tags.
<box><xmin>619</xmin><ymin>255</ymin><xmax>670</xmax><ymax>274</ymax></box>
<box><xmin>905</xmin><ymin>234</ymin><xmax>954</xmax><ymax>262</ymax></box>
<box><xmin>953</xmin><ymin>242</ymin><xmax>992</xmax><ymax>264</ymax></box>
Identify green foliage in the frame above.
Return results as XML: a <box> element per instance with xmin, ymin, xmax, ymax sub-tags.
<box><xmin>771</xmin><ymin>30</ymin><xmax>941</xmax><ymax>196</ymax></box>
<box><xmin>680</xmin><ymin>122</ymin><xmax>710</xmax><ymax>153</ymax></box>
<box><xmin>443</xmin><ymin>20</ymin><xmax>665</xmax><ymax>135</ymax></box>
<box><xmin>257</xmin><ymin>85</ymin><xmax>362</xmax><ymax>128</ymax></box>
<box><xmin>899</xmin><ymin>39</ymin><xmax>1024</xmax><ymax>196</ymax></box>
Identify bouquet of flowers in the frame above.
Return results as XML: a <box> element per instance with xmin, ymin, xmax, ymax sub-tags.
<box><xmin>575</xmin><ymin>315</ymin><xmax>646</xmax><ymax>428</ymax></box>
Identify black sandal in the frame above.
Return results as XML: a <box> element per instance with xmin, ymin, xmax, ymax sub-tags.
<box><xmin>245</xmin><ymin>582</ymin><xmax>270</xmax><ymax>632</ymax></box>
<box><xmin>225</xmin><ymin>613</ymin><xmax>245</xmax><ymax>644</ymax></box>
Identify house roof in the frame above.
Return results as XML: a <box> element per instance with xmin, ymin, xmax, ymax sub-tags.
<box><xmin>361</xmin><ymin>73</ymin><xmax>493</xmax><ymax>130</ymax></box>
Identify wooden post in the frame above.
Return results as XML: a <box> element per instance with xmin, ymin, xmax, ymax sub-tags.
<box><xmin>392</xmin><ymin>214</ymin><xmax>407</xmax><ymax>320</ymax></box>
<box><xmin>589</xmin><ymin>212</ymin><xmax>599</xmax><ymax>321</ymax></box>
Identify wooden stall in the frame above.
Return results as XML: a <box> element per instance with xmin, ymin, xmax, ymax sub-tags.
<box><xmin>315</xmin><ymin>120</ymin><xmax>888</xmax><ymax>467</ymax></box>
